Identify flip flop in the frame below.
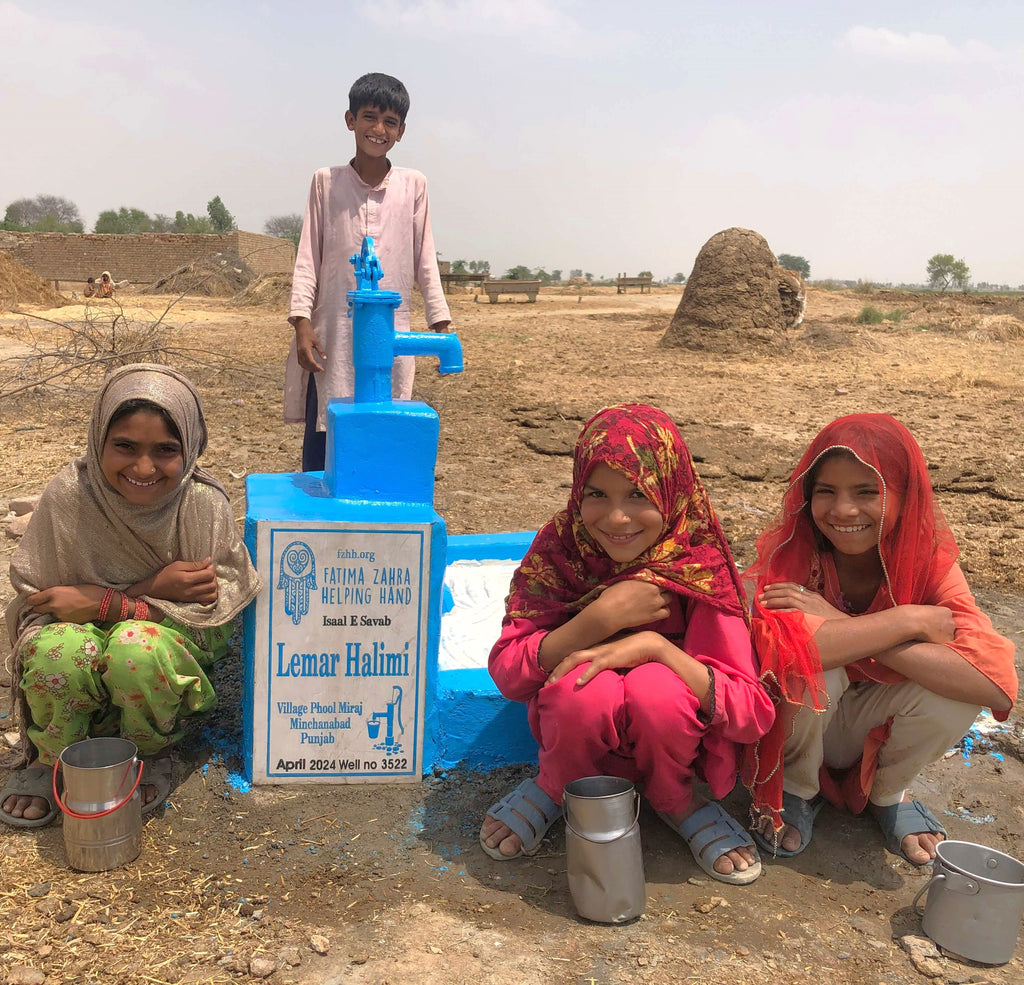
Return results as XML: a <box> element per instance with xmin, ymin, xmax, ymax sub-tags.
<box><xmin>870</xmin><ymin>799</ymin><xmax>945</xmax><ymax>865</ymax></box>
<box><xmin>751</xmin><ymin>791</ymin><xmax>824</xmax><ymax>858</ymax></box>
<box><xmin>660</xmin><ymin>802</ymin><xmax>762</xmax><ymax>885</ymax></box>
<box><xmin>480</xmin><ymin>777</ymin><xmax>563</xmax><ymax>860</ymax></box>
<box><xmin>140</xmin><ymin>758</ymin><xmax>173</xmax><ymax>815</ymax></box>
<box><xmin>0</xmin><ymin>766</ymin><xmax>60</xmax><ymax>829</ymax></box>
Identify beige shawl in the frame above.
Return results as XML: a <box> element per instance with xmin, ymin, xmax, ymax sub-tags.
<box><xmin>6</xmin><ymin>364</ymin><xmax>261</xmax><ymax>648</ymax></box>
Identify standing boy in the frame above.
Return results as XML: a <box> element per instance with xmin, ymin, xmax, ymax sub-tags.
<box><xmin>284</xmin><ymin>72</ymin><xmax>451</xmax><ymax>471</ymax></box>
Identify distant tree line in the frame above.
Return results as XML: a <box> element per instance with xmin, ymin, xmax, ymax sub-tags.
<box><xmin>3</xmin><ymin>194</ymin><xmax>237</xmax><ymax>235</ymax></box>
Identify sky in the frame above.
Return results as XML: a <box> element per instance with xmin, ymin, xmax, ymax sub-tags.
<box><xmin>2</xmin><ymin>0</ymin><xmax>1023</xmax><ymax>285</ymax></box>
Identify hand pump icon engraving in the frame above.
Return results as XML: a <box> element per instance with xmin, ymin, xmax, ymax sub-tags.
<box><xmin>367</xmin><ymin>685</ymin><xmax>404</xmax><ymax>753</ymax></box>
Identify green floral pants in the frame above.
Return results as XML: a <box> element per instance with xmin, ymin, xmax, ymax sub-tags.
<box><xmin>19</xmin><ymin>618</ymin><xmax>232</xmax><ymax>764</ymax></box>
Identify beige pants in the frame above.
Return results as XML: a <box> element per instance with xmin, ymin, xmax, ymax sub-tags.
<box><xmin>784</xmin><ymin>668</ymin><xmax>980</xmax><ymax>808</ymax></box>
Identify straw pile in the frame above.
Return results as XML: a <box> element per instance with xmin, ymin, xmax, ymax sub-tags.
<box><xmin>0</xmin><ymin>252</ymin><xmax>67</xmax><ymax>310</ymax></box>
<box><xmin>143</xmin><ymin>252</ymin><xmax>256</xmax><ymax>297</ymax></box>
<box><xmin>231</xmin><ymin>273</ymin><xmax>292</xmax><ymax>309</ymax></box>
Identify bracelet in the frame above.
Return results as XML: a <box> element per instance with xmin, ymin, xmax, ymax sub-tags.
<box><xmin>97</xmin><ymin>588</ymin><xmax>116</xmax><ymax>622</ymax></box>
<box><xmin>133</xmin><ymin>598</ymin><xmax>149</xmax><ymax>622</ymax></box>
<box><xmin>118</xmin><ymin>592</ymin><xmax>130</xmax><ymax>622</ymax></box>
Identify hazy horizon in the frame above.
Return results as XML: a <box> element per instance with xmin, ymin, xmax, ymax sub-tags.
<box><xmin>3</xmin><ymin>1</ymin><xmax>1022</xmax><ymax>286</ymax></box>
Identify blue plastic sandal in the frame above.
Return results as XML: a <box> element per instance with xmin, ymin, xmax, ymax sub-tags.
<box><xmin>870</xmin><ymin>799</ymin><xmax>945</xmax><ymax>865</ymax></box>
<box><xmin>751</xmin><ymin>791</ymin><xmax>823</xmax><ymax>858</ymax></box>
<box><xmin>480</xmin><ymin>777</ymin><xmax>563</xmax><ymax>860</ymax></box>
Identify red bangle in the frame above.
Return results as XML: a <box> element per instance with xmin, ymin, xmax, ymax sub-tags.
<box><xmin>118</xmin><ymin>592</ymin><xmax>130</xmax><ymax>622</ymax></box>
<box><xmin>98</xmin><ymin>588</ymin><xmax>115</xmax><ymax>622</ymax></box>
<box><xmin>134</xmin><ymin>598</ymin><xmax>149</xmax><ymax>622</ymax></box>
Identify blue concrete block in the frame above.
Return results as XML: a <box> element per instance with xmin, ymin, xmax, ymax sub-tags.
<box><xmin>426</xmin><ymin>531</ymin><xmax>539</xmax><ymax>772</ymax></box>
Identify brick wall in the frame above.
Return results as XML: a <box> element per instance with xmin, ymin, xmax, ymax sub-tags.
<box><xmin>0</xmin><ymin>231</ymin><xmax>295</xmax><ymax>285</ymax></box>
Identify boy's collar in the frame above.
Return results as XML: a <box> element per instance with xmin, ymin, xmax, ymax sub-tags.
<box><xmin>348</xmin><ymin>157</ymin><xmax>392</xmax><ymax>190</ymax></box>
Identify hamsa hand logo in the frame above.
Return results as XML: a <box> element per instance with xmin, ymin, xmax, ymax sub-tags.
<box><xmin>277</xmin><ymin>541</ymin><xmax>316</xmax><ymax>625</ymax></box>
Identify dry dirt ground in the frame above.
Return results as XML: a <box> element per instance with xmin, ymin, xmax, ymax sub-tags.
<box><xmin>0</xmin><ymin>284</ymin><xmax>1023</xmax><ymax>985</ymax></box>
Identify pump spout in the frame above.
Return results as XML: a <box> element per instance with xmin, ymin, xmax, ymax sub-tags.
<box><xmin>392</xmin><ymin>330</ymin><xmax>464</xmax><ymax>375</ymax></box>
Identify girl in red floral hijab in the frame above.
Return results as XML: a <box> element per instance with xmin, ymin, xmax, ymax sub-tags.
<box><xmin>480</xmin><ymin>405</ymin><xmax>774</xmax><ymax>885</ymax></box>
<box><xmin>743</xmin><ymin>414</ymin><xmax>1016</xmax><ymax>864</ymax></box>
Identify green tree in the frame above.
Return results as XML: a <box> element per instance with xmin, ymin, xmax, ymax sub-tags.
<box><xmin>206</xmin><ymin>195</ymin><xmax>236</xmax><ymax>233</ymax></box>
<box><xmin>638</xmin><ymin>270</ymin><xmax>653</xmax><ymax>279</ymax></box>
<box><xmin>550</xmin><ymin>269</ymin><xmax>562</xmax><ymax>282</ymax></box>
<box><xmin>151</xmin><ymin>213</ymin><xmax>175</xmax><ymax>232</ymax></box>
<box><xmin>3</xmin><ymin>194</ymin><xmax>83</xmax><ymax>232</ymax></box>
<box><xmin>468</xmin><ymin>259</ymin><xmax>490</xmax><ymax>275</ymax></box>
<box><xmin>264</xmin><ymin>213</ymin><xmax>302</xmax><ymax>248</ymax></box>
<box><xmin>505</xmin><ymin>264</ymin><xmax>532</xmax><ymax>280</ymax></box>
<box><xmin>569</xmin><ymin>268</ymin><xmax>583</xmax><ymax>279</ymax></box>
<box><xmin>927</xmin><ymin>253</ymin><xmax>970</xmax><ymax>291</ymax></box>
<box><xmin>777</xmin><ymin>254</ymin><xmax>810</xmax><ymax>278</ymax></box>
<box><xmin>173</xmin><ymin>210</ymin><xmax>214</xmax><ymax>233</ymax></box>
<box><xmin>450</xmin><ymin>259</ymin><xmax>468</xmax><ymax>274</ymax></box>
<box><xmin>671</xmin><ymin>272</ymin><xmax>686</xmax><ymax>284</ymax></box>
<box><xmin>94</xmin><ymin>207</ymin><xmax>153</xmax><ymax>234</ymax></box>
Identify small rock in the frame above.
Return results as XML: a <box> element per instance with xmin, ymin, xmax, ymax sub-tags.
<box><xmin>35</xmin><ymin>946</ymin><xmax>52</xmax><ymax>958</ymax></box>
<box><xmin>899</xmin><ymin>935</ymin><xmax>944</xmax><ymax>977</ymax></box>
<box><xmin>349</xmin><ymin>950</ymin><xmax>369</xmax><ymax>965</ymax></box>
<box><xmin>3</xmin><ymin>732</ymin><xmax>19</xmax><ymax>748</ymax></box>
<box><xmin>6</xmin><ymin>513</ymin><xmax>32</xmax><ymax>538</ymax></box>
<box><xmin>310</xmin><ymin>934</ymin><xmax>330</xmax><ymax>955</ymax></box>
<box><xmin>237</xmin><ymin>901</ymin><xmax>254</xmax><ymax>917</ymax></box>
<box><xmin>26</xmin><ymin>882</ymin><xmax>50</xmax><ymax>898</ymax></box>
<box><xmin>686</xmin><ymin>877</ymin><xmax>706</xmax><ymax>887</ymax></box>
<box><xmin>249</xmin><ymin>956</ymin><xmax>276</xmax><ymax>978</ymax></box>
<box><xmin>835</xmin><ymin>387</ymin><xmax>850</xmax><ymax>395</ymax></box>
<box><xmin>279</xmin><ymin>947</ymin><xmax>302</xmax><ymax>967</ymax></box>
<box><xmin>8</xmin><ymin>966</ymin><xmax>46</xmax><ymax>985</ymax></box>
<box><xmin>693</xmin><ymin>896</ymin><xmax>728</xmax><ymax>914</ymax></box>
<box><xmin>9</xmin><ymin>495</ymin><xmax>40</xmax><ymax>515</ymax></box>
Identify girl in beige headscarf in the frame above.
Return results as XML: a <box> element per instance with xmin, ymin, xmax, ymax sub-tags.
<box><xmin>2</xmin><ymin>364</ymin><xmax>261</xmax><ymax>827</ymax></box>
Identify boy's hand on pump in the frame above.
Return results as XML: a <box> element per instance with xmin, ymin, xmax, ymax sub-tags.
<box><xmin>26</xmin><ymin>584</ymin><xmax>106</xmax><ymax>623</ymax></box>
<box><xmin>545</xmin><ymin>630</ymin><xmax>673</xmax><ymax>687</ymax></box>
<box><xmin>292</xmin><ymin>317</ymin><xmax>325</xmax><ymax>373</ymax></box>
<box><xmin>134</xmin><ymin>559</ymin><xmax>219</xmax><ymax>604</ymax></box>
<box><xmin>428</xmin><ymin>319</ymin><xmax>452</xmax><ymax>333</ymax></box>
<box><xmin>593</xmin><ymin>579</ymin><xmax>672</xmax><ymax>632</ymax></box>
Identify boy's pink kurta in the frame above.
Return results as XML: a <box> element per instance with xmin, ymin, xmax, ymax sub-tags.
<box><xmin>489</xmin><ymin>597</ymin><xmax>775</xmax><ymax>810</ymax></box>
<box><xmin>283</xmin><ymin>164</ymin><xmax>450</xmax><ymax>429</ymax></box>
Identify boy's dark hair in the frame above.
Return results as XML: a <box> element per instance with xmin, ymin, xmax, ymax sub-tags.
<box><xmin>349</xmin><ymin>73</ymin><xmax>410</xmax><ymax>122</ymax></box>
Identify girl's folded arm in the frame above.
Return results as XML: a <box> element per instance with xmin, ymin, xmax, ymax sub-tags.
<box><xmin>682</xmin><ymin>603</ymin><xmax>775</xmax><ymax>742</ymax></box>
<box><xmin>487</xmin><ymin>617</ymin><xmax>551</xmax><ymax>702</ymax></box>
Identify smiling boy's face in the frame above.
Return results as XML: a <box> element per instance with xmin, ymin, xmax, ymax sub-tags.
<box><xmin>345</xmin><ymin>104</ymin><xmax>405</xmax><ymax>160</ymax></box>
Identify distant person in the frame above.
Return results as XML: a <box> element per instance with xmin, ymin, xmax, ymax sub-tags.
<box><xmin>480</xmin><ymin>405</ymin><xmax>774</xmax><ymax>884</ymax></box>
<box><xmin>283</xmin><ymin>72</ymin><xmax>451</xmax><ymax>472</ymax></box>
<box><xmin>98</xmin><ymin>271</ymin><xmax>115</xmax><ymax>297</ymax></box>
<box><xmin>743</xmin><ymin>414</ymin><xmax>1017</xmax><ymax>864</ymax></box>
<box><xmin>83</xmin><ymin>277</ymin><xmax>96</xmax><ymax>298</ymax></box>
<box><xmin>1</xmin><ymin>365</ymin><xmax>261</xmax><ymax>828</ymax></box>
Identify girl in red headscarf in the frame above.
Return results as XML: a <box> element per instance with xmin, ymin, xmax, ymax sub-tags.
<box><xmin>743</xmin><ymin>414</ymin><xmax>1016</xmax><ymax>864</ymax></box>
<box><xmin>479</xmin><ymin>405</ymin><xmax>775</xmax><ymax>884</ymax></box>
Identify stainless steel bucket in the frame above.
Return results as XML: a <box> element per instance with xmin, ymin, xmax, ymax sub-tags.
<box><xmin>563</xmin><ymin>776</ymin><xmax>645</xmax><ymax>923</ymax></box>
<box><xmin>912</xmin><ymin>840</ymin><xmax>1024</xmax><ymax>965</ymax></box>
<box><xmin>56</xmin><ymin>737</ymin><xmax>143</xmax><ymax>872</ymax></box>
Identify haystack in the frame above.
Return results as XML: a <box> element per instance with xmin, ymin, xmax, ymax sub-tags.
<box><xmin>661</xmin><ymin>227</ymin><xmax>804</xmax><ymax>353</ymax></box>
<box><xmin>0</xmin><ymin>251</ymin><xmax>67</xmax><ymax>310</ymax></box>
<box><xmin>143</xmin><ymin>251</ymin><xmax>256</xmax><ymax>296</ymax></box>
<box><xmin>231</xmin><ymin>272</ymin><xmax>292</xmax><ymax>309</ymax></box>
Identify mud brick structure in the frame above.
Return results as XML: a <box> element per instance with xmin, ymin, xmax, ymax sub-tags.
<box><xmin>0</xmin><ymin>230</ymin><xmax>295</xmax><ymax>286</ymax></box>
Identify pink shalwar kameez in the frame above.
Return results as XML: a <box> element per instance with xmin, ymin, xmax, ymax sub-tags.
<box><xmin>489</xmin><ymin>597</ymin><xmax>773</xmax><ymax>814</ymax></box>
<box><xmin>283</xmin><ymin>164</ymin><xmax>450</xmax><ymax>430</ymax></box>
